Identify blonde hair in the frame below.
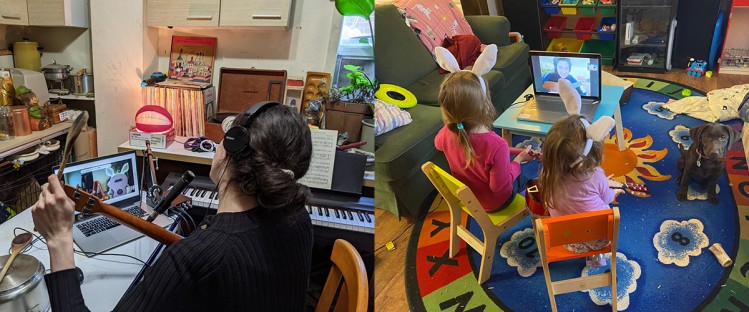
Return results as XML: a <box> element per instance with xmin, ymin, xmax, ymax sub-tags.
<box><xmin>539</xmin><ymin>115</ymin><xmax>603</xmax><ymax>210</ymax></box>
<box><xmin>438</xmin><ymin>71</ymin><xmax>496</xmax><ymax>168</ymax></box>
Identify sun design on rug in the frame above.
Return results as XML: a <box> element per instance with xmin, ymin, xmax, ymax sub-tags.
<box><xmin>602</xmin><ymin>128</ymin><xmax>671</xmax><ymax>197</ymax></box>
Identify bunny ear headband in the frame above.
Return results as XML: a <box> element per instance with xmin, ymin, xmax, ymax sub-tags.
<box><xmin>434</xmin><ymin>44</ymin><xmax>498</xmax><ymax>93</ymax></box>
<box><xmin>558</xmin><ymin>78</ymin><xmax>615</xmax><ymax>168</ymax></box>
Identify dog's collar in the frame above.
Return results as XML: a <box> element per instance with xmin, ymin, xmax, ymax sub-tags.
<box><xmin>696</xmin><ymin>144</ymin><xmax>726</xmax><ymax>162</ymax></box>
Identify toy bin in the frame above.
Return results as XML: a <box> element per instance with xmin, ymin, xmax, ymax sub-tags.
<box><xmin>598</xmin><ymin>0</ymin><xmax>616</xmax><ymax>17</ymax></box>
<box><xmin>598</xmin><ymin>17</ymin><xmax>616</xmax><ymax>40</ymax></box>
<box><xmin>574</xmin><ymin>17</ymin><xmax>597</xmax><ymax>40</ymax></box>
<box><xmin>559</xmin><ymin>0</ymin><xmax>578</xmax><ymax>15</ymax></box>
<box><xmin>578</xmin><ymin>0</ymin><xmax>597</xmax><ymax>15</ymax></box>
<box><xmin>544</xmin><ymin>16</ymin><xmax>567</xmax><ymax>39</ymax></box>
<box><xmin>547</xmin><ymin>38</ymin><xmax>584</xmax><ymax>53</ymax></box>
<box><xmin>540</xmin><ymin>0</ymin><xmax>561</xmax><ymax>14</ymax></box>
<box><xmin>581</xmin><ymin>40</ymin><xmax>616</xmax><ymax>65</ymax></box>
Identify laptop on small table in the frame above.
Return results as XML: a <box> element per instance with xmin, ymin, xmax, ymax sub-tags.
<box><xmin>517</xmin><ymin>51</ymin><xmax>602</xmax><ymax>124</ymax></box>
<box><xmin>54</xmin><ymin>151</ymin><xmax>174</xmax><ymax>255</ymax></box>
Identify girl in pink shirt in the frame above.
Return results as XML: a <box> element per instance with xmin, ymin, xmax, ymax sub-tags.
<box><xmin>432</xmin><ymin>44</ymin><xmax>537</xmax><ymax>213</ymax></box>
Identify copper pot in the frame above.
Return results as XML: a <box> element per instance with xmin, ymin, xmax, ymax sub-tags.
<box><xmin>9</xmin><ymin>106</ymin><xmax>31</xmax><ymax>136</ymax></box>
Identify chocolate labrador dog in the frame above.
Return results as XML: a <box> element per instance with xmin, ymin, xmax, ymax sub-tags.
<box><xmin>676</xmin><ymin>123</ymin><xmax>740</xmax><ymax>204</ymax></box>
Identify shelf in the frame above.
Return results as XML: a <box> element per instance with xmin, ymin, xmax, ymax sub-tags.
<box><xmin>621</xmin><ymin>4</ymin><xmax>671</xmax><ymax>7</ymax></box>
<box><xmin>620</xmin><ymin>43</ymin><xmax>667</xmax><ymax>48</ymax></box>
<box><xmin>48</xmin><ymin>93</ymin><xmax>96</xmax><ymax>101</ymax></box>
<box><xmin>718</xmin><ymin>66</ymin><xmax>749</xmax><ymax>75</ymax></box>
<box><xmin>0</xmin><ymin>121</ymin><xmax>72</xmax><ymax>159</ymax></box>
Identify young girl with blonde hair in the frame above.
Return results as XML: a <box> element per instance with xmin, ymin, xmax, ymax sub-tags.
<box><xmin>539</xmin><ymin>78</ymin><xmax>623</xmax><ymax>266</ymax></box>
<box><xmin>434</xmin><ymin>45</ymin><xmax>537</xmax><ymax>212</ymax></box>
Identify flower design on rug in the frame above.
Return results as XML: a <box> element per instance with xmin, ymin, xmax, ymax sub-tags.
<box><xmin>601</xmin><ymin>128</ymin><xmax>671</xmax><ymax>197</ymax></box>
<box><xmin>669</xmin><ymin>125</ymin><xmax>693</xmax><ymax>149</ymax></box>
<box><xmin>514</xmin><ymin>137</ymin><xmax>543</xmax><ymax>151</ymax></box>
<box><xmin>499</xmin><ymin>228</ymin><xmax>541</xmax><ymax>277</ymax></box>
<box><xmin>582</xmin><ymin>252</ymin><xmax>642</xmax><ymax>311</ymax></box>
<box><xmin>686</xmin><ymin>183</ymin><xmax>721</xmax><ymax>201</ymax></box>
<box><xmin>653</xmin><ymin>219</ymin><xmax>709</xmax><ymax>267</ymax></box>
<box><xmin>643</xmin><ymin>101</ymin><xmax>677</xmax><ymax>120</ymax></box>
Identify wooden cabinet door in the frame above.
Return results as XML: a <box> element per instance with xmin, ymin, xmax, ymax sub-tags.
<box><xmin>27</xmin><ymin>0</ymin><xmax>88</xmax><ymax>27</ymax></box>
<box><xmin>219</xmin><ymin>0</ymin><xmax>292</xmax><ymax>28</ymax></box>
<box><xmin>147</xmin><ymin>0</ymin><xmax>220</xmax><ymax>27</ymax></box>
<box><xmin>0</xmin><ymin>0</ymin><xmax>29</xmax><ymax>26</ymax></box>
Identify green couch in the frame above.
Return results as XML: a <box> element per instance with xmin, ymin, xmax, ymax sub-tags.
<box><xmin>374</xmin><ymin>4</ymin><xmax>531</xmax><ymax>219</ymax></box>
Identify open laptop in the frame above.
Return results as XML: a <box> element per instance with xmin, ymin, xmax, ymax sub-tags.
<box><xmin>54</xmin><ymin>151</ymin><xmax>174</xmax><ymax>255</ymax></box>
<box><xmin>517</xmin><ymin>51</ymin><xmax>602</xmax><ymax>124</ymax></box>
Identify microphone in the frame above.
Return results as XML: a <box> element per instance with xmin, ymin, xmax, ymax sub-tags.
<box><xmin>146</xmin><ymin>170</ymin><xmax>195</xmax><ymax>222</ymax></box>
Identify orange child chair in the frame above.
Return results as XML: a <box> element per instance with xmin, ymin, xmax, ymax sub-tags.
<box><xmin>421</xmin><ymin>161</ymin><xmax>528</xmax><ymax>284</ymax></box>
<box><xmin>535</xmin><ymin>207</ymin><xmax>620</xmax><ymax>312</ymax></box>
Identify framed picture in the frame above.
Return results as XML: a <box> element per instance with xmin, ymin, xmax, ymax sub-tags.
<box><xmin>285</xmin><ymin>95</ymin><xmax>301</xmax><ymax>113</ymax></box>
<box><xmin>162</xmin><ymin>36</ymin><xmax>217</xmax><ymax>89</ymax></box>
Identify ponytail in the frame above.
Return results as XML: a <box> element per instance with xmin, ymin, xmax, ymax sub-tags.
<box><xmin>449</xmin><ymin>122</ymin><xmax>476</xmax><ymax>169</ymax></box>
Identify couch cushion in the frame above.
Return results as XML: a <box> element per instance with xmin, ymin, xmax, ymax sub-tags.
<box><xmin>405</xmin><ymin>69</ymin><xmax>506</xmax><ymax>107</ymax></box>
<box><xmin>494</xmin><ymin>42</ymin><xmax>530</xmax><ymax>73</ymax></box>
<box><xmin>375</xmin><ymin>4</ymin><xmax>438</xmax><ymax>88</ymax></box>
<box><xmin>375</xmin><ymin>104</ymin><xmax>444</xmax><ymax>181</ymax></box>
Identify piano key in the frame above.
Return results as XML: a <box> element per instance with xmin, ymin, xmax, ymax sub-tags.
<box><xmin>364</xmin><ymin>213</ymin><xmax>371</xmax><ymax>223</ymax></box>
<box><xmin>324</xmin><ymin>207</ymin><xmax>330</xmax><ymax>217</ymax></box>
<box><xmin>357</xmin><ymin>211</ymin><xmax>364</xmax><ymax>222</ymax></box>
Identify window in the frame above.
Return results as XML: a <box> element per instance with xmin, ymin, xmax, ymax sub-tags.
<box><xmin>334</xmin><ymin>14</ymin><xmax>375</xmax><ymax>89</ymax></box>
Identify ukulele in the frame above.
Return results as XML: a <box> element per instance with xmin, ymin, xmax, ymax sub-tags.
<box><xmin>63</xmin><ymin>184</ymin><xmax>183</xmax><ymax>246</ymax></box>
<box><xmin>610</xmin><ymin>182</ymin><xmax>650</xmax><ymax>197</ymax></box>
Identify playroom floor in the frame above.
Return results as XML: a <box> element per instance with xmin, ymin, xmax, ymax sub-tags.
<box><xmin>373</xmin><ymin>67</ymin><xmax>749</xmax><ymax>312</ymax></box>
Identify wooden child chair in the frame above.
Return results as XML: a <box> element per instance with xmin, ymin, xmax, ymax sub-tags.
<box><xmin>421</xmin><ymin>161</ymin><xmax>528</xmax><ymax>284</ymax></box>
<box><xmin>316</xmin><ymin>239</ymin><xmax>368</xmax><ymax>312</ymax></box>
<box><xmin>534</xmin><ymin>207</ymin><xmax>620</xmax><ymax>312</ymax></box>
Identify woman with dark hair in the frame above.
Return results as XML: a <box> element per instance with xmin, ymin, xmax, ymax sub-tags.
<box><xmin>32</xmin><ymin>103</ymin><xmax>314</xmax><ymax>311</ymax></box>
<box><xmin>542</xmin><ymin>57</ymin><xmax>586</xmax><ymax>95</ymax></box>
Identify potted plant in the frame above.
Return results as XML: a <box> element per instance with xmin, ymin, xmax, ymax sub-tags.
<box><xmin>322</xmin><ymin>64</ymin><xmax>377</xmax><ymax>144</ymax></box>
<box><xmin>335</xmin><ymin>0</ymin><xmax>374</xmax><ymax>45</ymax></box>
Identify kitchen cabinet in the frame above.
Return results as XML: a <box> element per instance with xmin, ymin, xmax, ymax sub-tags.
<box><xmin>147</xmin><ymin>0</ymin><xmax>221</xmax><ymax>27</ymax></box>
<box><xmin>27</xmin><ymin>0</ymin><xmax>89</xmax><ymax>27</ymax></box>
<box><xmin>147</xmin><ymin>0</ymin><xmax>292</xmax><ymax>28</ymax></box>
<box><xmin>219</xmin><ymin>0</ymin><xmax>291</xmax><ymax>27</ymax></box>
<box><xmin>0</xmin><ymin>0</ymin><xmax>30</xmax><ymax>26</ymax></box>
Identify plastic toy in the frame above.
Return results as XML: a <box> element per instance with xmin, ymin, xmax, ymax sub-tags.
<box><xmin>682</xmin><ymin>89</ymin><xmax>692</xmax><ymax>97</ymax></box>
<box><xmin>706</xmin><ymin>71</ymin><xmax>713</xmax><ymax>78</ymax></box>
<box><xmin>555</xmin><ymin>42</ymin><xmax>568</xmax><ymax>52</ymax></box>
<box><xmin>686</xmin><ymin>58</ymin><xmax>707</xmax><ymax>76</ymax></box>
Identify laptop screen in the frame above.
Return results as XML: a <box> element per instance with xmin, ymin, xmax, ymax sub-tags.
<box><xmin>530</xmin><ymin>51</ymin><xmax>601</xmax><ymax>99</ymax></box>
<box><xmin>54</xmin><ymin>151</ymin><xmax>140</xmax><ymax>205</ymax></box>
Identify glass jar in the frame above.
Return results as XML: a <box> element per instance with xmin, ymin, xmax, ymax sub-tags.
<box><xmin>0</xmin><ymin>106</ymin><xmax>13</xmax><ymax>140</ymax></box>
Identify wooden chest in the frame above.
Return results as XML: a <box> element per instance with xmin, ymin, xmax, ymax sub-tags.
<box><xmin>204</xmin><ymin>68</ymin><xmax>286</xmax><ymax>142</ymax></box>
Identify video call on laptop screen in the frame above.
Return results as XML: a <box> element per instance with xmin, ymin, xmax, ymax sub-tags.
<box><xmin>530</xmin><ymin>53</ymin><xmax>601</xmax><ymax>98</ymax></box>
<box><xmin>54</xmin><ymin>151</ymin><xmax>140</xmax><ymax>205</ymax></box>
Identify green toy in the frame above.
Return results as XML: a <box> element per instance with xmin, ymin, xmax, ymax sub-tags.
<box><xmin>682</xmin><ymin>89</ymin><xmax>692</xmax><ymax>97</ymax></box>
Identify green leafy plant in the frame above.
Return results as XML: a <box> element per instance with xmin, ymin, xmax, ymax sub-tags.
<box><xmin>335</xmin><ymin>0</ymin><xmax>374</xmax><ymax>45</ymax></box>
<box><xmin>340</xmin><ymin>64</ymin><xmax>376</xmax><ymax>104</ymax></box>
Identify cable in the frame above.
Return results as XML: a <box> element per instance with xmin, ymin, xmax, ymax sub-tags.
<box><xmin>374</xmin><ymin>196</ymin><xmax>444</xmax><ymax>253</ymax></box>
<box><xmin>12</xmin><ymin>227</ymin><xmax>149</xmax><ymax>267</ymax></box>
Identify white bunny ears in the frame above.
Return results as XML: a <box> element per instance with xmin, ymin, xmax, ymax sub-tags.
<box><xmin>558</xmin><ymin>78</ymin><xmax>615</xmax><ymax>167</ymax></box>
<box><xmin>434</xmin><ymin>44</ymin><xmax>498</xmax><ymax>93</ymax></box>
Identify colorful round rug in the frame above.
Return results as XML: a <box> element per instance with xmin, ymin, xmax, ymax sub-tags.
<box><xmin>405</xmin><ymin>77</ymin><xmax>749</xmax><ymax>311</ymax></box>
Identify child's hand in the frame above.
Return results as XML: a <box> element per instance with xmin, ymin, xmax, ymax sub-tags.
<box><xmin>606</xmin><ymin>174</ymin><xmax>624</xmax><ymax>188</ymax></box>
<box><xmin>614</xmin><ymin>188</ymin><xmax>625</xmax><ymax>196</ymax></box>
<box><xmin>513</xmin><ymin>146</ymin><xmax>535</xmax><ymax>163</ymax></box>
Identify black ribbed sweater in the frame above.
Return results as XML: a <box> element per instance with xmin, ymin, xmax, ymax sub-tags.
<box><xmin>44</xmin><ymin>207</ymin><xmax>314</xmax><ymax>312</ymax></box>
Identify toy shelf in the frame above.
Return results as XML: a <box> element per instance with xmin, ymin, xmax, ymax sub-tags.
<box><xmin>538</xmin><ymin>0</ymin><xmax>620</xmax><ymax>55</ymax></box>
<box><xmin>718</xmin><ymin>6</ymin><xmax>749</xmax><ymax>75</ymax></box>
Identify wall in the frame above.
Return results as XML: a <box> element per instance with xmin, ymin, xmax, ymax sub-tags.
<box><xmin>91</xmin><ymin>1</ymin><xmax>342</xmax><ymax>154</ymax></box>
<box><xmin>156</xmin><ymin>0</ymin><xmax>342</xmax><ymax>89</ymax></box>
<box><xmin>90</xmin><ymin>0</ymin><xmax>155</xmax><ymax>155</ymax></box>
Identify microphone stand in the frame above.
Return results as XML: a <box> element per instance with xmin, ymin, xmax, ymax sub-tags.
<box><xmin>143</xmin><ymin>140</ymin><xmax>162</xmax><ymax>208</ymax></box>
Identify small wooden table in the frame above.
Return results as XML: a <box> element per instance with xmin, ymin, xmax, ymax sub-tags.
<box><xmin>493</xmin><ymin>85</ymin><xmax>626</xmax><ymax>151</ymax></box>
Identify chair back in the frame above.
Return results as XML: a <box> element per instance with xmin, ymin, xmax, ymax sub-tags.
<box><xmin>421</xmin><ymin>162</ymin><xmax>495</xmax><ymax>227</ymax></box>
<box><xmin>536</xmin><ymin>208</ymin><xmax>619</xmax><ymax>262</ymax></box>
<box><xmin>315</xmin><ymin>239</ymin><xmax>368</xmax><ymax>312</ymax></box>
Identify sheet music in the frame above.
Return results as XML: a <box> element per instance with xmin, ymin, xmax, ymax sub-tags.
<box><xmin>299</xmin><ymin>129</ymin><xmax>337</xmax><ymax>190</ymax></box>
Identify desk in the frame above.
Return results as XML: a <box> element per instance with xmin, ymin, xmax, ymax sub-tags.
<box><xmin>0</xmin><ymin>208</ymin><xmax>164</xmax><ymax>311</ymax></box>
<box><xmin>493</xmin><ymin>85</ymin><xmax>626</xmax><ymax>151</ymax></box>
<box><xmin>118</xmin><ymin>137</ymin><xmax>213</xmax><ymax>166</ymax></box>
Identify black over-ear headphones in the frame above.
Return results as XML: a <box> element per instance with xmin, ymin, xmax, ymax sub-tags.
<box><xmin>223</xmin><ymin>101</ymin><xmax>280</xmax><ymax>155</ymax></box>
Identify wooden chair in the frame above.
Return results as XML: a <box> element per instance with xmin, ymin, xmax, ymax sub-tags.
<box><xmin>421</xmin><ymin>161</ymin><xmax>528</xmax><ymax>284</ymax></box>
<box><xmin>316</xmin><ymin>239</ymin><xmax>368</xmax><ymax>312</ymax></box>
<box><xmin>535</xmin><ymin>207</ymin><xmax>620</xmax><ymax>312</ymax></box>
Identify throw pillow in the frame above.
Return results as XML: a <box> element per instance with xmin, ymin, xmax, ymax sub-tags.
<box><xmin>375</xmin><ymin>99</ymin><xmax>413</xmax><ymax>136</ymax></box>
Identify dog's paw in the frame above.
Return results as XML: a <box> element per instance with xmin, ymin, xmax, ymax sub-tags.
<box><xmin>708</xmin><ymin>195</ymin><xmax>719</xmax><ymax>205</ymax></box>
<box><xmin>676</xmin><ymin>192</ymin><xmax>688</xmax><ymax>201</ymax></box>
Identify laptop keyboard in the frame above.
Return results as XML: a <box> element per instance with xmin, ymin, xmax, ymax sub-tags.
<box><xmin>76</xmin><ymin>206</ymin><xmax>146</xmax><ymax>237</ymax></box>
